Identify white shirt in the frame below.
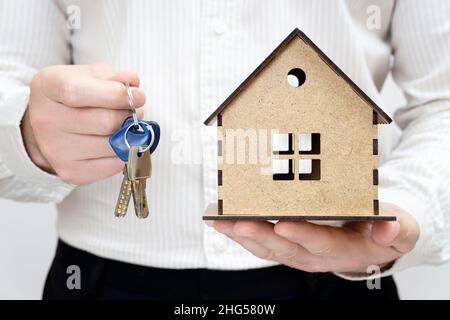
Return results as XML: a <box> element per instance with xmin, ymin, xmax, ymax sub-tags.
<box><xmin>1</xmin><ymin>0</ymin><xmax>450</xmax><ymax>278</ymax></box>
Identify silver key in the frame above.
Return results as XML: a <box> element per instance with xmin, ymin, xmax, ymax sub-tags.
<box><xmin>127</xmin><ymin>146</ymin><xmax>152</xmax><ymax>218</ymax></box>
<box><xmin>114</xmin><ymin>166</ymin><xmax>132</xmax><ymax>217</ymax></box>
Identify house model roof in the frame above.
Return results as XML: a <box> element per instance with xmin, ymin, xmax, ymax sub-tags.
<box><xmin>204</xmin><ymin>28</ymin><xmax>392</xmax><ymax>126</ymax></box>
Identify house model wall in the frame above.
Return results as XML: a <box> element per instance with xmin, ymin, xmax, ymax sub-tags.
<box><xmin>204</xmin><ymin>29</ymin><xmax>394</xmax><ymax>221</ymax></box>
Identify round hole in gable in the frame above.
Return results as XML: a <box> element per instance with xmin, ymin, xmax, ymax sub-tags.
<box><xmin>287</xmin><ymin>68</ymin><xmax>306</xmax><ymax>87</ymax></box>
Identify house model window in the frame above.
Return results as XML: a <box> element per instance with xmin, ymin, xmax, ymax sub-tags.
<box><xmin>272</xmin><ymin>133</ymin><xmax>321</xmax><ymax>181</ymax></box>
<box><xmin>272</xmin><ymin>133</ymin><xmax>294</xmax><ymax>155</ymax></box>
<box><xmin>272</xmin><ymin>159</ymin><xmax>294</xmax><ymax>180</ymax></box>
<box><xmin>299</xmin><ymin>133</ymin><xmax>321</xmax><ymax>180</ymax></box>
<box><xmin>299</xmin><ymin>133</ymin><xmax>320</xmax><ymax>154</ymax></box>
<box><xmin>299</xmin><ymin>159</ymin><xmax>321</xmax><ymax>180</ymax></box>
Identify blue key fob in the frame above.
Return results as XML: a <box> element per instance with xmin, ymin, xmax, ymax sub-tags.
<box><xmin>109</xmin><ymin>117</ymin><xmax>161</xmax><ymax>162</ymax></box>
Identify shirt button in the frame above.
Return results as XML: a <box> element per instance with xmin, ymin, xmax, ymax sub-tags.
<box><xmin>213</xmin><ymin>234</ymin><xmax>229</xmax><ymax>253</ymax></box>
<box><xmin>213</xmin><ymin>20</ymin><xmax>227</xmax><ymax>35</ymax></box>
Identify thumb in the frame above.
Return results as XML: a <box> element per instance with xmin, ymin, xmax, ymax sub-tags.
<box><xmin>371</xmin><ymin>203</ymin><xmax>420</xmax><ymax>253</ymax></box>
<box><xmin>109</xmin><ymin>71</ymin><xmax>145</xmax><ymax>116</ymax></box>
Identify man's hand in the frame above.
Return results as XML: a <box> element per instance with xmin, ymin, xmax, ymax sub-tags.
<box><xmin>22</xmin><ymin>64</ymin><xmax>145</xmax><ymax>185</ymax></box>
<box><xmin>206</xmin><ymin>203</ymin><xmax>420</xmax><ymax>274</ymax></box>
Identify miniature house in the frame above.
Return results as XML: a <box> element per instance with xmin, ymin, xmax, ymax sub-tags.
<box><xmin>204</xmin><ymin>28</ymin><xmax>394</xmax><ymax>221</ymax></box>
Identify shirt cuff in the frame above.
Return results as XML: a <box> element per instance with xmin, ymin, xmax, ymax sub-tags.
<box><xmin>336</xmin><ymin>187</ymin><xmax>431</xmax><ymax>281</ymax></box>
<box><xmin>0</xmin><ymin>86</ymin><xmax>74</xmax><ymax>203</ymax></box>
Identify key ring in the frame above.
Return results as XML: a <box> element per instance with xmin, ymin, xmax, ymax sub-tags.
<box><xmin>125</xmin><ymin>82</ymin><xmax>142</xmax><ymax>131</ymax></box>
<box><xmin>123</xmin><ymin>121</ymin><xmax>155</xmax><ymax>154</ymax></box>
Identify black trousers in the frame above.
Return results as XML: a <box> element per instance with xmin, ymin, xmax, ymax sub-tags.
<box><xmin>43</xmin><ymin>240</ymin><xmax>399</xmax><ymax>300</ymax></box>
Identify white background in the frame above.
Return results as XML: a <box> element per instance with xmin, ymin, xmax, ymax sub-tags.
<box><xmin>0</xmin><ymin>75</ymin><xmax>449</xmax><ymax>300</ymax></box>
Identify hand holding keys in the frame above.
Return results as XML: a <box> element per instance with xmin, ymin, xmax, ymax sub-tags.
<box><xmin>109</xmin><ymin>83</ymin><xmax>160</xmax><ymax>219</ymax></box>
<box><xmin>24</xmin><ymin>64</ymin><xmax>147</xmax><ymax>185</ymax></box>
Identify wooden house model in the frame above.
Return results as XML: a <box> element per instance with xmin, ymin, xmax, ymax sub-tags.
<box><xmin>204</xmin><ymin>28</ymin><xmax>394</xmax><ymax>221</ymax></box>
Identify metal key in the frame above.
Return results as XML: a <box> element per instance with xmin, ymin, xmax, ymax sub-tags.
<box><xmin>109</xmin><ymin>83</ymin><xmax>160</xmax><ymax>219</ymax></box>
<box><xmin>127</xmin><ymin>146</ymin><xmax>152</xmax><ymax>218</ymax></box>
<box><xmin>114</xmin><ymin>166</ymin><xmax>132</xmax><ymax>217</ymax></box>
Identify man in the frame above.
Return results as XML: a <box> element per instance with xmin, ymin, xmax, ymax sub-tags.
<box><xmin>0</xmin><ymin>0</ymin><xmax>449</xmax><ymax>300</ymax></box>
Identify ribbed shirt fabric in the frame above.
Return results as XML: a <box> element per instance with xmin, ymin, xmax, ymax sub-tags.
<box><xmin>1</xmin><ymin>0</ymin><xmax>450</xmax><ymax>279</ymax></box>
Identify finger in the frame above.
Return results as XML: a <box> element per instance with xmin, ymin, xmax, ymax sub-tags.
<box><xmin>50</xmin><ymin>64</ymin><xmax>116</xmax><ymax>80</ymax></box>
<box><xmin>370</xmin><ymin>221</ymin><xmax>400</xmax><ymax>247</ymax></box>
<box><xmin>136</xmin><ymin>105</ymin><xmax>145</xmax><ymax>119</ymax></box>
<box><xmin>72</xmin><ymin>134</ymin><xmax>117</xmax><ymax>160</ymax></box>
<box><xmin>51</xmin><ymin>105</ymin><xmax>138</xmax><ymax>136</ymax></box>
<box><xmin>344</xmin><ymin>221</ymin><xmax>373</xmax><ymax>237</ymax></box>
<box><xmin>81</xmin><ymin>63</ymin><xmax>115</xmax><ymax>79</ymax></box>
<box><xmin>110</xmin><ymin>71</ymin><xmax>140</xmax><ymax>87</ymax></box>
<box><xmin>108</xmin><ymin>71</ymin><xmax>145</xmax><ymax>120</ymax></box>
<box><xmin>207</xmin><ymin>220</ymin><xmax>235</xmax><ymax>234</ymax></box>
<box><xmin>207</xmin><ymin>220</ymin><xmax>271</xmax><ymax>259</ymax></box>
<box><xmin>230</xmin><ymin>234</ymin><xmax>276</xmax><ymax>261</ymax></box>
<box><xmin>232</xmin><ymin>221</ymin><xmax>316</xmax><ymax>265</ymax></box>
<box><xmin>210</xmin><ymin>220</ymin><xmax>306</xmax><ymax>267</ymax></box>
<box><xmin>371</xmin><ymin>203</ymin><xmax>419</xmax><ymax>253</ymax></box>
<box><xmin>274</xmin><ymin>220</ymin><xmax>402</xmax><ymax>273</ymax></box>
<box><xmin>58</xmin><ymin>65</ymin><xmax>138</xmax><ymax>85</ymax></box>
<box><xmin>79</xmin><ymin>157</ymin><xmax>123</xmax><ymax>180</ymax></box>
<box><xmin>59</xmin><ymin>156</ymin><xmax>123</xmax><ymax>185</ymax></box>
<box><xmin>274</xmin><ymin>221</ymin><xmax>350</xmax><ymax>257</ymax></box>
<box><xmin>44</xmin><ymin>132</ymin><xmax>116</xmax><ymax>160</ymax></box>
<box><xmin>41</xmin><ymin>72</ymin><xmax>145</xmax><ymax>109</ymax></box>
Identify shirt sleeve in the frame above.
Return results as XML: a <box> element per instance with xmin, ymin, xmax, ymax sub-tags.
<box><xmin>340</xmin><ymin>0</ymin><xmax>450</xmax><ymax>280</ymax></box>
<box><xmin>0</xmin><ymin>0</ymin><xmax>74</xmax><ymax>203</ymax></box>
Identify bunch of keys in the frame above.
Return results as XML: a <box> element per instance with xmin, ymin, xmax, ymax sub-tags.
<box><xmin>109</xmin><ymin>83</ymin><xmax>160</xmax><ymax>219</ymax></box>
